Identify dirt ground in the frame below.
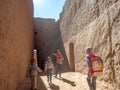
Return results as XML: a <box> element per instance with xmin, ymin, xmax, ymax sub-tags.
<box><xmin>18</xmin><ymin>72</ymin><xmax>117</xmax><ymax>90</ymax></box>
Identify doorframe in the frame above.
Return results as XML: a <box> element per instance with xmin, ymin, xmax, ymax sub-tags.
<box><xmin>69</xmin><ymin>43</ymin><xmax>75</xmax><ymax>71</ymax></box>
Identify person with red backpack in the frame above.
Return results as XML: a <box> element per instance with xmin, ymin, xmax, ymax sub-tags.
<box><xmin>86</xmin><ymin>47</ymin><xmax>103</xmax><ymax>90</ymax></box>
<box><xmin>53</xmin><ymin>50</ymin><xmax>64</xmax><ymax>78</ymax></box>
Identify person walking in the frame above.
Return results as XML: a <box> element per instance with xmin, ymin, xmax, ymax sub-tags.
<box><xmin>44</xmin><ymin>56</ymin><xmax>54</xmax><ymax>84</ymax></box>
<box><xmin>86</xmin><ymin>47</ymin><xmax>103</xmax><ymax>90</ymax></box>
<box><xmin>53</xmin><ymin>50</ymin><xmax>64</xmax><ymax>78</ymax></box>
<box><xmin>27</xmin><ymin>59</ymin><xmax>42</xmax><ymax>90</ymax></box>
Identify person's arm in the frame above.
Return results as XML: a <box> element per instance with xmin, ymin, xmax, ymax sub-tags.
<box><xmin>37</xmin><ymin>66</ymin><xmax>42</xmax><ymax>73</ymax></box>
<box><xmin>44</xmin><ymin>62</ymin><xmax>47</xmax><ymax>73</ymax></box>
<box><xmin>86</xmin><ymin>56</ymin><xmax>92</xmax><ymax>71</ymax></box>
<box><xmin>53</xmin><ymin>52</ymin><xmax>57</xmax><ymax>56</ymax></box>
<box><xmin>26</xmin><ymin>65</ymin><xmax>31</xmax><ymax>78</ymax></box>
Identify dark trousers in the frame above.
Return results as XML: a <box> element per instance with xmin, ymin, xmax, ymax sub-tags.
<box><xmin>87</xmin><ymin>74</ymin><xmax>97</xmax><ymax>90</ymax></box>
<box><xmin>55</xmin><ymin>64</ymin><xmax>62</xmax><ymax>77</ymax></box>
<box><xmin>47</xmin><ymin>69</ymin><xmax>52</xmax><ymax>83</ymax></box>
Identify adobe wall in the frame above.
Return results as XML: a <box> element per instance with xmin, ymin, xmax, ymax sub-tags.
<box><xmin>60</xmin><ymin>0</ymin><xmax>120</xmax><ymax>89</ymax></box>
<box><xmin>0</xmin><ymin>0</ymin><xmax>34</xmax><ymax>90</ymax></box>
<box><xmin>34</xmin><ymin>18</ymin><xmax>59</xmax><ymax>69</ymax></box>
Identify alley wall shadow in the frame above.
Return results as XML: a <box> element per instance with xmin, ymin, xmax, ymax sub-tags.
<box><xmin>56</xmin><ymin>23</ymin><xmax>71</xmax><ymax>73</ymax></box>
<box><xmin>17</xmin><ymin>75</ymin><xmax>47</xmax><ymax>90</ymax></box>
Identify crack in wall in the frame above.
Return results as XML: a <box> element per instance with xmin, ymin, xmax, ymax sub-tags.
<box><xmin>105</xmin><ymin>7</ymin><xmax>120</xmax><ymax>83</ymax></box>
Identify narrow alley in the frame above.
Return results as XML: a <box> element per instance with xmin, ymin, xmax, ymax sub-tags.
<box><xmin>1</xmin><ymin>0</ymin><xmax>120</xmax><ymax>90</ymax></box>
<box><xmin>18</xmin><ymin>72</ymin><xmax>113</xmax><ymax>90</ymax></box>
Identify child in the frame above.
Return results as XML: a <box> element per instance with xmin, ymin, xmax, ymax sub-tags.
<box><xmin>44</xmin><ymin>56</ymin><xmax>54</xmax><ymax>84</ymax></box>
<box><xmin>86</xmin><ymin>47</ymin><xmax>103</xmax><ymax>90</ymax></box>
<box><xmin>27</xmin><ymin>59</ymin><xmax>42</xmax><ymax>90</ymax></box>
<box><xmin>53</xmin><ymin>50</ymin><xmax>64</xmax><ymax>78</ymax></box>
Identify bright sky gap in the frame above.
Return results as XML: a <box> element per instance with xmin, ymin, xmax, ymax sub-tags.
<box><xmin>33</xmin><ymin>0</ymin><xmax>66</xmax><ymax>20</ymax></box>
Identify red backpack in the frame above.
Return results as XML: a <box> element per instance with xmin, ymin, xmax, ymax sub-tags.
<box><xmin>56</xmin><ymin>53</ymin><xmax>64</xmax><ymax>64</ymax></box>
<box><xmin>89</xmin><ymin>54</ymin><xmax>103</xmax><ymax>76</ymax></box>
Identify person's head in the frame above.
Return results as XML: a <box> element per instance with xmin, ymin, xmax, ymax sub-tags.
<box><xmin>57</xmin><ymin>50</ymin><xmax>60</xmax><ymax>54</ymax></box>
<box><xmin>86</xmin><ymin>47</ymin><xmax>92</xmax><ymax>54</ymax></box>
<box><xmin>31</xmin><ymin>59</ymin><xmax>37</xmax><ymax>65</ymax></box>
<box><xmin>47</xmin><ymin>56</ymin><xmax>51</xmax><ymax>61</ymax></box>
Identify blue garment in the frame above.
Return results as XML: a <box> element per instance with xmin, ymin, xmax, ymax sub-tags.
<box><xmin>86</xmin><ymin>55</ymin><xmax>90</xmax><ymax>62</ymax></box>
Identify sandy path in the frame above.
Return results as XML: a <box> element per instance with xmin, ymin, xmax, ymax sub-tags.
<box><xmin>18</xmin><ymin>72</ymin><xmax>117</xmax><ymax>90</ymax></box>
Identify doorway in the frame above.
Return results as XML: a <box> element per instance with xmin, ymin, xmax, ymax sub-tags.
<box><xmin>69</xmin><ymin>43</ymin><xmax>75</xmax><ymax>71</ymax></box>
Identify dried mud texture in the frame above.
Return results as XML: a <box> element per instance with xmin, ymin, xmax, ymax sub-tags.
<box><xmin>60</xmin><ymin>0</ymin><xmax>120</xmax><ymax>89</ymax></box>
<box><xmin>0</xmin><ymin>0</ymin><xmax>34</xmax><ymax>90</ymax></box>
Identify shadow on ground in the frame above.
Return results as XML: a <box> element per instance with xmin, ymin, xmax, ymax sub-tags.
<box><xmin>48</xmin><ymin>83</ymin><xmax>60</xmax><ymax>90</ymax></box>
<box><xmin>57</xmin><ymin>77</ymin><xmax>76</xmax><ymax>87</ymax></box>
<box><xmin>17</xmin><ymin>75</ymin><xmax>47</xmax><ymax>90</ymax></box>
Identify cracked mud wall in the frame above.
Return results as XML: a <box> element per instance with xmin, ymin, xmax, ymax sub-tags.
<box><xmin>60</xmin><ymin>0</ymin><xmax>120</xmax><ymax>89</ymax></box>
<box><xmin>0</xmin><ymin>0</ymin><xmax>34</xmax><ymax>90</ymax></box>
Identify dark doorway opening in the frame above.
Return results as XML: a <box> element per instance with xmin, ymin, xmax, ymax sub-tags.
<box><xmin>69</xmin><ymin>43</ymin><xmax>75</xmax><ymax>71</ymax></box>
<box><xmin>36</xmin><ymin>50</ymin><xmax>45</xmax><ymax>71</ymax></box>
<box><xmin>37</xmin><ymin>50</ymin><xmax>40</xmax><ymax>67</ymax></box>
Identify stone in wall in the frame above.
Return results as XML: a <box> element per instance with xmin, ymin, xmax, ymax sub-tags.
<box><xmin>60</xmin><ymin>0</ymin><xmax>120</xmax><ymax>89</ymax></box>
<box><xmin>0</xmin><ymin>0</ymin><xmax>34</xmax><ymax>90</ymax></box>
